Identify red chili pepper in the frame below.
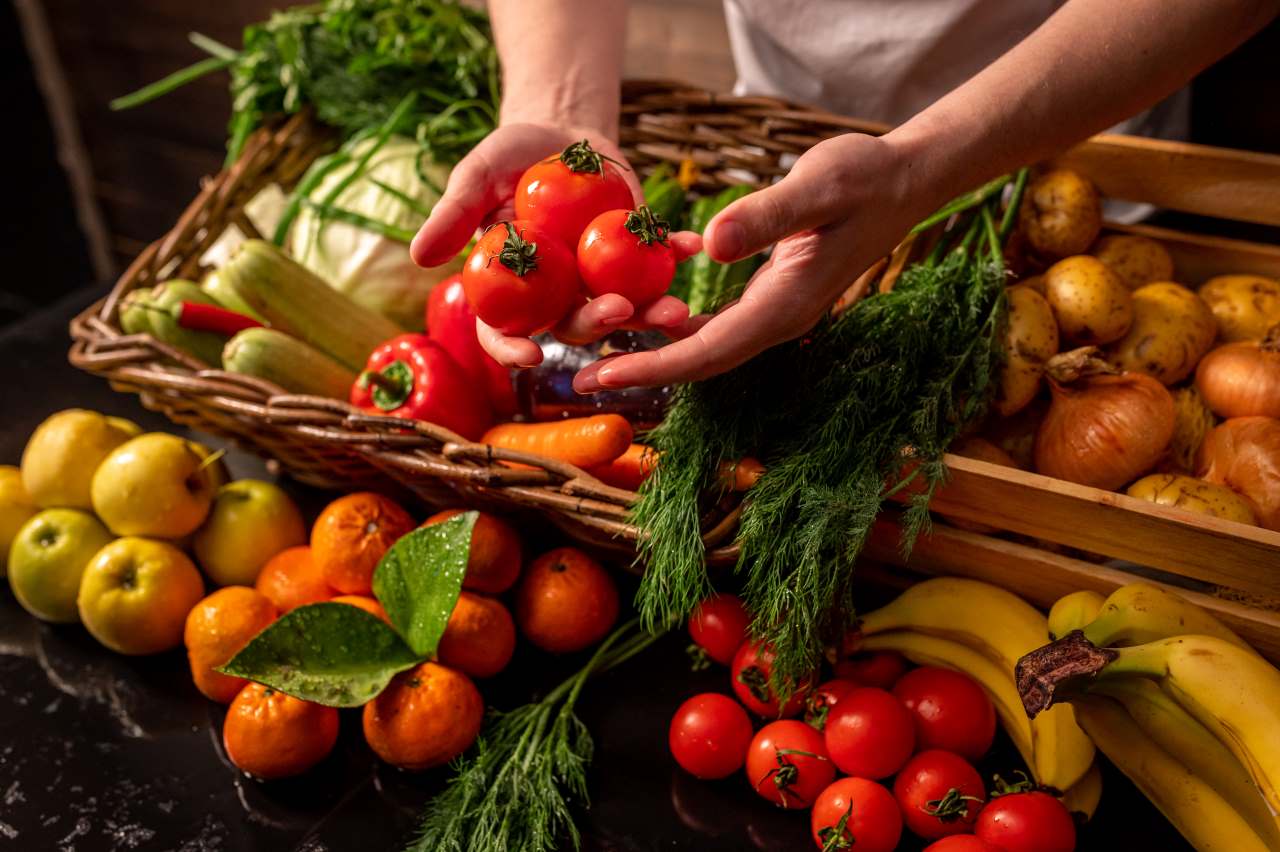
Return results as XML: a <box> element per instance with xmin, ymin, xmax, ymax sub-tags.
<box><xmin>178</xmin><ymin>301</ymin><xmax>263</xmax><ymax>336</ymax></box>
<box><xmin>350</xmin><ymin>333</ymin><xmax>491</xmax><ymax>440</ymax></box>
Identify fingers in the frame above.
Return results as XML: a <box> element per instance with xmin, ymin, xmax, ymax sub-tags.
<box><xmin>670</xmin><ymin>230</ymin><xmax>702</xmax><ymax>261</ymax></box>
<box><xmin>553</xmin><ymin>295</ymin><xmax>635</xmax><ymax>345</ymax></box>
<box><xmin>477</xmin><ymin>319</ymin><xmax>543</xmax><ymax>369</ymax></box>
<box><xmin>411</xmin><ymin>145</ymin><xmax>507</xmax><ymax>268</ymax></box>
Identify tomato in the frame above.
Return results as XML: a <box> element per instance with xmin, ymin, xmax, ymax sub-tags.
<box><xmin>514</xmin><ymin>140</ymin><xmax>634</xmax><ymax>246</ymax></box>
<box><xmin>924</xmin><ymin>836</ymin><xmax>1004</xmax><ymax>852</ymax></box>
<box><xmin>810</xmin><ymin>777</ymin><xmax>902</xmax><ymax>852</ymax></box>
<box><xmin>892</xmin><ymin>750</ymin><xmax>986</xmax><ymax>840</ymax></box>
<box><xmin>688</xmin><ymin>593</ymin><xmax>751</xmax><ymax>665</ymax></box>
<box><xmin>823</xmin><ymin>687</ymin><xmax>915</xmax><ymax>779</ymax></box>
<box><xmin>426</xmin><ymin>273</ymin><xmax>517</xmax><ymax>418</ymax></box>
<box><xmin>835</xmin><ymin>651</ymin><xmax>908</xmax><ymax>689</ymax></box>
<box><xmin>976</xmin><ymin>789</ymin><xmax>1077</xmax><ymax>852</ymax></box>
<box><xmin>803</xmin><ymin>679</ymin><xmax>862</xmax><ymax>731</ymax></box>
<box><xmin>577</xmin><ymin>206</ymin><xmax>676</xmax><ymax>306</ymax></box>
<box><xmin>668</xmin><ymin>693</ymin><xmax>754</xmax><ymax>780</ymax></box>
<box><xmin>462</xmin><ymin>220</ymin><xmax>579</xmax><ymax>337</ymax></box>
<box><xmin>893</xmin><ymin>666</ymin><xmax>997</xmax><ymax>762</ymax></box>
<box><xmin>731</xmin><ymin>640</ymin><xmax>813</xmax><ymax>719</ymax></box>
<box><xmin>745</xmin><ymin>720</ymin><xmax>834</xmax><ymax>809</ymax></box>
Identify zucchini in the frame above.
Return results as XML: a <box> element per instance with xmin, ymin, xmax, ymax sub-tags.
<box><xmin>218</xmin><ymin>240</ymin><xmax>404</xmax><ymax>371</ymax></box>
<box><xmin>202</xmin><ymin>267</ymin><xmax>264</xmax><ymax>322</ymax></box>
<box><xmin>222</xmin><ymin>328</ymin><xmax>357</xmax><ymax>398</ymax></box>
<box><xmin>148</xmin><ymin>280</ymin><xmax>227</xmax><ymax>367</ymax></box>
<box><xmin>119</xmin><ymin>287</ymin><xmax>155</xmax><ymax>336</ymax></box>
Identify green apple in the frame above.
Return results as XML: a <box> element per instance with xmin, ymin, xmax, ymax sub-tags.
<box><xmin>0</xmin><ymin>465</ymin><xmax>38</xmax><ymax>577</ymax></box>
<box><xmin>193</xmin><ymin>479</ymin><xmax>306</xmax><ymax>586</ymax></box>
<box><xmin>90</xmin><ymin>433</ymin><xmax>219</xmax><ymax>539</ymax></box>
<box><xmin>21</xmin><ymin>409</ymin><xmax>141</xmax><ymax>509</ymax></box>
<box><xmin>8</xmin><ymin>509</ymin><xmax>114</xmax><ymax>622</ymax></box>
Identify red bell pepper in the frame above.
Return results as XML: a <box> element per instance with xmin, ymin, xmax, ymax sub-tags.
<box><xmin>351</xmin><ymin>333</ymin><xmax>491</xmax><ymax>441</ymax></box>
<box><xmin>426</xmin><ymin>274</ymin><xmax>518</xmax><ymax>418</ymax></box>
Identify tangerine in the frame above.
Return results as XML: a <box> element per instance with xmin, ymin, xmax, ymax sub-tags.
<box><xmin>422</xmin><ymin>509</ymin><xmax>522</xmax><ymax>594</ymax></box>
<box><xmin>223</xmin><ymin>682</ymin><xmax>339</xmax><ymax>779</ymax></box>
<box><xmin>311</xmin><ymin>493</ymin><xmax>414</xmax><ymax>595</ymax></box>
<box><xmin>362</xmin><ymin>662</ymin><xmax>483</xmax><ymax>770</ymax></box>
<box><xmin>331</xmin><ymin>594</ymin><xmax>391</xmax><ymax>624</ymax></box>
<box><xmin>515</xmin><ymin>547</ymin><xmax>618</xmax><ymax>653</ymax></box>
<box><xmin>254</xmin><ymin>545</ymin><xmax>335</xmax><ymax>612</ymax></box>
<box><xmin>184</xmin><ymin>586</ymin><xmax>278</xmax><ymax>703</ymax></box>
<box><xmin>436</xmin><ymin>591</ymin><xmax>516</xmax><ymax>678</ymax></box>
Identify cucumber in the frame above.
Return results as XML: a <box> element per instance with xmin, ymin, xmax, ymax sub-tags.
<box><xmin>222</xmin><ymin>328</ymin><xmax>358</xmax><ymax>399</ymax></box>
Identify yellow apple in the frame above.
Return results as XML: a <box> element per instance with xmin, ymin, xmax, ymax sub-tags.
<box><xmin>77</xmin><ymin>537</ymin><xmax>205</xmax><ymax>654</ymax></box>
<box><xmin>0</xmin><ymin>466</ymin><xmax>38</xmax><ymax>577</ymax></box>
<box><xmin>8</xmin><ymin>509</ymin><xmax>114</xmax><ymax>622</ymax></box>
<box><xmin>189</xmin><ymin>440</ymin><xmax>231</xmax><ymax>489</ymax></box>
<box><xmin>21</xmin><ymin>409</ymin><xmax>141</xmax><ymax>509</ymax></box>
<box><xmin>192</xmin><ymin>479</ymin><xmax>306</xmax><ymax>586</ymax></box>
<box><xmin>90</xmin><ymin>433</ymin><xmax>220</xmax><ymax>538</ymax></box>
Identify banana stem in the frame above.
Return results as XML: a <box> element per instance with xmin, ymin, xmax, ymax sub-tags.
<box><xmin>1014</xmin><ymin>631</ymin><xmax>1118</xmax><ymax>718</ymax></box>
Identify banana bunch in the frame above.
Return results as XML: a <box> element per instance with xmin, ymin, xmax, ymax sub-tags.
<box><xmin>848</xmin><ymin>577</ymin><xmax>1097</xmax><ymax>798</ymax></box>
<box><xmin>1021</xmin><ymin>582</ymin><xmax>1280</xmax><ymax>851</ymax></box>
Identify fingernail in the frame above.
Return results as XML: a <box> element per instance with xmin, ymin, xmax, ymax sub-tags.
<box><xmin>575</xmin><ymin>374</ymin><xmax>602</xmax><ymax>394</ymax></box>
<box><xmin>714</xmin><ymin>221</ymin><xmax>745</xmax><ymax>258</ymax></box>
<box><xmin>596</xmin><ymin>365</ymin><xmax>618</xmax><ymax>387</ymax></box>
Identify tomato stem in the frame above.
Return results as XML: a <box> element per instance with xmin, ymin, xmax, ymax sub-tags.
<box><xmin>492</xmin><ymin>222</ymin><xmax>539</xmax><ymax>276</ymax></box>
<box><xmin>624</xmin><ymin>205</ymin><xmax>671</xmax><ymax>246</ymax></box>
<box><xmin>557</xmin><ymin>139</ymin><xmax>626</xmax><ymax>176</ymax></box>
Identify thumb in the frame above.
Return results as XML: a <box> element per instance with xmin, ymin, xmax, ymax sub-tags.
<box><xmin>411</xmin><ymin>150</ymin><xmax>504</xmax><ymax>268</ymax></box>
<box><xmin>703</xmin><ymin>166</ymin><xmax>844</xmax><ymax>264</ymax></box>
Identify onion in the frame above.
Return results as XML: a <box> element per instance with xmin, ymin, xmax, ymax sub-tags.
<box><xmin>1197</xmin><ymin>417</ymin><xmax>1280</xmax><ymax>531</ymax></box>
<box><xmin>1168</xmin><ymin>387</ymin><xmax>1215</xmax><ymax>474</ymax></box>
<box><xmin>1195</xmin><ymin>326</ymin><xmax>1280</xmax><ymax>420</ymax></box>
<box><xmin>1034</xmin><ymin>347</ymin><xmax>1175</xmax><ymax>490</ymax></box>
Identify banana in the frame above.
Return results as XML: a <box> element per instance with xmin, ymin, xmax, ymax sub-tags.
<box><xmin>1089</xmin><ymin>678</ymin><xmax>1280</xmax><ymax>847</ymax></box>
<box><xmin>1059</xmin><ymin>761</ymin><xmax>1103</xmax><ymax>822</ymax></box>
<box><xmin>1072</xmin><ymin>695</ymin><xmax>1272</xmax><ymax>852</ymax></box>
<box><xmin>1083</xmin><ymin>583</ymin><xmax>1256</xmax><ymax>653</ymax></box>
<box><xmin>1048</xmin><ymin>589</ymin><xmax>1106</xmax><ymax>640</ymax></box>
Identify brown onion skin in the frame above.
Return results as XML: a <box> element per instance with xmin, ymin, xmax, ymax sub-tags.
<box><xmin>1195</xmin><ymin>341</ymin><xmax>1280</xmax><ymax>420</ymax></box>
<box><xmin>1197</xmin><ymin>416</ymin><xmax>1280</xmax><ymax>531</ymax></box>
<box><xmin>1035</xmin><ymin>372</ymin><xmax>1175</xmax><ymax>491</ymax></box>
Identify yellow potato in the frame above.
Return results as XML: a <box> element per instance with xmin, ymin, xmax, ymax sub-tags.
<box><xmin>1019</xmin><ymin>169</ymin><xmax>1102</xmax><ymax>259</ymax></box>
<box><xmin>1014</xmin><ymin>274</ymin><xmax>1046</xmax><ymax>295</ymax></box>
<box><xmin>995</xmin><ymin>286</ymin><xmax>1059</xmax><ymax>416</ymax></box>
<box><xmin>1044</xmin><ymin>255</ymin><xmax>1133</xmax><ymax>345</ymax></box>
<box><xmin>1091</xmin><ymin>234</ymin><xmax>1175</xmax><ymax>290</ymax></box>
<box><xmin>1105</xmin><ymin>282</ymin><xmax>1216</xmax><ymax>384</ymax></box>
<box><xmin>1125</xmin><ymin>473</ymin><xmax>1257</xmax><ymax>525</ymax></box>
<box><xmin>1197</xmin><ymin>274</ymin><xmax>1280</xmax><ymax>342</ymax></box>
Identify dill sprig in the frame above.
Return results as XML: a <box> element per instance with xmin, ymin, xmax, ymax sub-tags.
<box><xmin>409</xmin><ymin>619</ymin><xmax>664</xmax><ymax>852</ymax></box>
<box><xmin>634</xmin><ymin>173</ymin><xmax>1025</xmax><ymax>685</ymax></box>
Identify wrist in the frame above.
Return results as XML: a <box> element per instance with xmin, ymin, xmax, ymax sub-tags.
<box><xmin>500</xmin><ymin>74</ymin><xmax>619</xmax><ymax>139</ymax></box>
<box><xmin>880</xmin><ymin>112</ymin><xmax>986</xmax><ymax>222</ymax></box>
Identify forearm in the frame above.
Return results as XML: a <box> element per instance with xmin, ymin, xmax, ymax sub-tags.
<box><xmin>491</xmin><ymin>0</ymin><xmax>627</xmax><ymax>136</ymax></box>
<box><xmin>888</xmin><ymin>0</ymin><xmax>1279</xmax><ymax>209</ymax></box>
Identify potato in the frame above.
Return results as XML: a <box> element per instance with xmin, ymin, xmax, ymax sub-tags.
<box><xmin>1015</xmin><ymin>274</ymin><xmax>1046</xmax><ymax>295</ymax></box>
<box><xmin>1105</xmin><ymin>282</ymin><xmax>1216</xmax><ymax>384</ymax></box>
<box><xmin>1019</xmin><ymin>169</ymin><xmax>1102</xmax><ymax>259</ymax></box>
<box><xmin>1197</xmin><ymin>274</ymin><xmax>1280</xmax><ymax>342</ymax></box>
<box><xmin>982</xmin><ymin>397</ymin><xmax>1047</xmax><ymax>470</ymax></box>
<box><xmin>1091</xmin><ymin>234</ymin><xmax>1175</xmax><ymax>290</ymax></box>
<box><xmin>1125</xmin><ymin>473</ymin><xmax>1257</xmax><ymax>525</ymax></box>
<box><xmin>995</xmin><ymin>286</ymin><xmax>1059</xmax><ymax>416</ymax></box>
<box><xmin>1044</xmin><ymin>255</ymin><xmax>1133</xmax><ymax>345</ymax></box>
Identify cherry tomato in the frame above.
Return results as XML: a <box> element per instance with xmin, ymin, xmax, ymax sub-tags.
<box><xmin>668</xmin><ymin>693</ymin><xmax>754</xmax><ymax>780</ymax></box>
<box><xmin>924</xmin><ymin>836</ymin><xmax>1004</xmax><ymax>852</ymax></box>
<box><xmin>892</xmin><ymin>750</ymin><xmax>986</xmax><ymax>840</ymax></box>
<box><xmin>745</xmin><ymin>720</ymin><xmax>834</xmax><ymax>809</ymax></box>
<box><xmin>803</xmin><ymin>679</ymin><xmax>862</xmax><ymax>731</ymax></box>
<box><xmin>688</xmin><ymin>593</ymin><xmax>751</xmax><ymax>666</ymax></box>
<box><xmin>835</xmin><ymin>651</ymin><xmax>908</xmax><ymax>689</ymax></box>
<box><xmin>462</xmin><ymin>220</ymin><xmax>579</xmax><ymax>336</ymax></box>
<box><xmin>892</xmin><ymin>666</ymin><xmax>997</xmax><ymax>762</ymax></box>
<box><xmin>514</xmin><ymin>140</ymin><xmax>634</xmax><ymax>246</ymax></box>
<box><xmin>823</xmin><ymin>687</ymin><xmax>915</xmax><ymax>779</ymax></box>
<box><xmin>731</xmin><ymin>640</ymin><xmax>813</xmax><ymax>719</ymax></box>
<box><xmin>810</xmin><ymin>777</ymin><xmax>902</xmax><ymax>852</ymax></box>
<box><xmin>976</xmin><ymin>789</ymin><xmax>1076</xmax><ymax>852</ymax></box>
<box><xmin>577</xmin><ymin>206</ymin><xmax>676</xmax><ymax>306</ymax></box>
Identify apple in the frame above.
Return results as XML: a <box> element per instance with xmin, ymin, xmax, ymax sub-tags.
<box><xmin>8</xmin><ymin>509</ymin><xmax>114</xmax><ymax>623</ymax></box>
<box><xmin>77</xmin><ymin>537</ymin><xmax>206</xmax><ymax>655</ymax></box>
<box><xmin>90</xmin><ymin>433</ymin><xmax>220</xmax><ymax>538</ymax></box>
<box><xmin>190</xmin><ymin>440</ymin><xmax>230</xmax><ymax>489</ymax></box>
<box><xmin>21</xmin><ymin>409</ymin><xmax>141</xmax><ymax>509</ymax></box>
<box><xmin>0</xmin><ymin>465</ymin><xmax>38</xmax><ymax>577</ymax></box>
<box><xmin>193</xmin><ymin>480</ymin><xmax>306</xmax><ymax>586</ymax></box>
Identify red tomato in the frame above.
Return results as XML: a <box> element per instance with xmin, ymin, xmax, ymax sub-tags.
<box><xmin>976</xmin><ymin>790</ymin><xmax>1076</xmax><ymax>852</ymax></box>
<box><xmin>925</xmin><ymin>836</ymin><xmax>1004</xmax><ymax>852</ymax></box>
<box><xmin>514</xmin><ymin>140</ymin><xmax>634</xmax><ymax>246</ymax></box>
<box><xmin>462</xmin><ymin>220</ymin><xmax>579</xmax><ymax>337</ymax></box>
<box><xmin>426</xmin><ymin>274</ymin><xmax>517</xmax><ymax>418</ymax></box>
<box><xmin>745</xmin><ymin>720</ymin><xmax>834</xmax><ymax>809</ymax></box>
<box><xmin>835</xmin><ymin>651</ymin><xmax>908</xmax><ymax>689</ymax></box>
<box><xmin>803</xmin><ymin>679</ymin><xmax>862</xmax><ymax>731</ymax></box>
<box><xmin>688</xmin><ymin>593</ymin><xmax>751</xmax><ymax>666</ymax></box>
<box><xmin>668</xmin><ymin>693</ymin><xmax>754</xmax><ymax>780</ymax></box>
<box><xmin>893</xmin><ymin>666</ymin><xmax>997</xmax><ymax>762</ymax></box>
<box><xmin>810</xmin><ymin>777</ymin><xmax>902</xmax><ymax>852</ymax></box>
<box><xmin>823</xmin><ymin>687</ymin><xmax>915</xmax><ymax>779</ymax></box>
<box><xmin>730</xmin><ymin>640</ymin><xmax>813</xmax><ymax>719</ymax></box>
<box><xmin>577</xmin><ymin>206</ymin><xmax>676</xmax><ymax>307</ymax></box>
<box><xmin>892</xmin><ymin>750</ymin><xmax>986</xmax><ymax>840</ymax></box>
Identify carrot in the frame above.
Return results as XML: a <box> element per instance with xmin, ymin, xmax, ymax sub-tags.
<box><xmin>481</xmin><ymin>415</ymin><xmax>633</xmax><ymax>471</ymax></box>
<box><xmin>587</xmin><ymin>443</ymin><xmax>659</xmax><ymax>491</ymax></box>
<box><xmin>716</xmin><ymin>456</ymin><xmax>765</xmax><ymax>491</ymax></box>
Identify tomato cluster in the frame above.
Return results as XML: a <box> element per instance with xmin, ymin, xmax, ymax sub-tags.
<box><xmin>668</xmin><ymin>593</ymin><xmax>1078</xmax><ymax>851</ymax></box>
<box><xmin>462</xmin><ymin>140</ymin><xmax>678</xmax><ymax>336</ymax></box>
